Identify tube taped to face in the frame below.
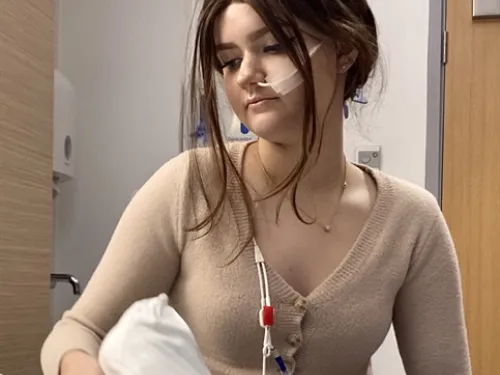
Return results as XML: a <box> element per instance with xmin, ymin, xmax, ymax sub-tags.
<box><xmin>257</xmin><ymin>42</ymin><xmax>321</xmax><ymax>96</ymax></box>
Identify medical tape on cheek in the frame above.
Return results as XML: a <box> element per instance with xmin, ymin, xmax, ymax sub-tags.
<box><xmin>257</xmin><ymin>43</ymin><xmax>322</xmax><ymax>96</ymax></box>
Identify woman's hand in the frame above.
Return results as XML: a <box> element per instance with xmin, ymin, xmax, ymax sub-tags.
<box><xmin>60</xmin><ymin>350</ymin><xmax>104</xmax><ymax>375</ymax></box>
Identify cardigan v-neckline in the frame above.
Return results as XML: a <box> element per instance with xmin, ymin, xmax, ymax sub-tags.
<box><xmin>229</xmin><ymin>141</ymin><xmax>394</xmax><ymax>304</ymax></box>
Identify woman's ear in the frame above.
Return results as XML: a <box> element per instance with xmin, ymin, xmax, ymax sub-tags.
<box><xmin>337</xmin><ymin>48</ymin><xmax>359</xmax><ymax>74</ymax></box>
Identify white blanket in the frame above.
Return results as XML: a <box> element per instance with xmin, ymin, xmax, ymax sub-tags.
<box><xmin>99</xmin><ymin>294</ymin><xmax>211</xmax><ymax>375</ymax></box>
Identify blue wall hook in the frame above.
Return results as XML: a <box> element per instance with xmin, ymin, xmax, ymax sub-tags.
<box><xmin>352</xmin><ymin>88</ymin><xmax>368</xmax><ymax>104</ymax></box>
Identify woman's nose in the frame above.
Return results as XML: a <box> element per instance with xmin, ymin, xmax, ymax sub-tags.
<box><xmin>236</xmin><ymin>55</ymin><xmax>266</xmax><ymax>88</ymax></box>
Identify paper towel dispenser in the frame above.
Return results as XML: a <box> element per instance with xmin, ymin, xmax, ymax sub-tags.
<box><xmin>53</xmin><ymin>69</ymin><xmax>76</xmax><ymax>182</ymax></box>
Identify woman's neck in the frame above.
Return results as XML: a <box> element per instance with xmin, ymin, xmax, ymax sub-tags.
<box><xmin>248</xmin><ymin>119</ymin><xmax>346</xmax><ymax>200</ymax></box>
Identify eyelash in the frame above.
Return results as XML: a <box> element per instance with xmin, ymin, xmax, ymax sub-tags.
<box><xmin>219</xmin><ymin>38</ymin><xmax>296</xmax><ymax>72</ymax></box>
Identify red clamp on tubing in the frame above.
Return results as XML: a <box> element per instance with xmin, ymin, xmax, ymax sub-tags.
<box><xmin>259</xmin><ymin>305</ymin><xmax>275</xmax><ymax>327</ymax></box>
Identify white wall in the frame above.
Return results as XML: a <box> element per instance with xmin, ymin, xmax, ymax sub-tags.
<box><xmin>53</xmin><ymin>0</ymin><xmax>191</xmax><ymax>317</ymax></box>
<box><xmin>349</xmin><ymin>1</ymin><xmax>430</xmax><ymax>374</ymax></box>
<box><xmin>53</xmin><ymin>1</ymin><xmax>431</xmax><ymax>374</ymax></box>
<box><xmin>346</xmin><ymin>0</ymin><xmax>430</xmax><ymax>187</ymax></box>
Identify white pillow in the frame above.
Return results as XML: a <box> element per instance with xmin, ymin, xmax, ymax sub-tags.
<box><xmin>98</xmin><ymin>294</ymin><xmax>211</xmax><ymax>375</ymax></box>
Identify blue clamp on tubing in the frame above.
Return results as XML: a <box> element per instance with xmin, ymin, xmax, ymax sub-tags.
<box><xmin>272</xmin><ymin>349</ymin><xmax>289</xmax><ymax>375</ymax></box>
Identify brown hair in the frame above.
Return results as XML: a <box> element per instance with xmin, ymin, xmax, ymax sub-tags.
<box><xmin>181</xmin><ymin>0</ymin><xmax>379</xmax><ymax>248</ymax></box>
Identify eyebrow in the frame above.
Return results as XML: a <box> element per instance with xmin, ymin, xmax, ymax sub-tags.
<box><xmin>215</xmin><ymin>26</ymin><xmax>271</xmax><ymax>52</ymax></box>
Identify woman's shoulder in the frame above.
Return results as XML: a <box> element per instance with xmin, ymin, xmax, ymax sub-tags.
<box><xmin>368</xmin><ymin>167</ymin><xmax>441</xmax><ymax>213</ymax></box>
<box><xmin>360</xmin><ymin>166</ymin><xmax>444</xmax><ymax>238</ymax></box>
<box><xmin>154</xmin><ymin>141</ymin><xmax>247</xmax><ymax>182</ymax></box>
<box><xmin>144</xmin><ymin>143</ymin><xmax>248</xmax><ymax>220</ymax></box>
<box><xmin>387</xmin><ymin>173</ymin><xmax>437</xmax><ymax>206</ymax></box>
<box><xmin>358</xmin><ymin>167</ymin><xmax>454</xmax><ymax>263</ymax></box>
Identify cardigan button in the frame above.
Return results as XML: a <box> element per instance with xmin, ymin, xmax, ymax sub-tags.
<box><xmin>288</xmin><ymin>333</ymin><xmax>302</xmax><ymax>347</ymax></box>
<box><xmin>294</xmin><ymin>298</ymin><xmax>307</xmax><ymax>312</ymax></box>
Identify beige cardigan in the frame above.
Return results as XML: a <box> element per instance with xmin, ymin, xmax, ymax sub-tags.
<box><xmin>41</xmin><ymin>142</ymin><xmax>471</xmax><ymax>375</ymax></box>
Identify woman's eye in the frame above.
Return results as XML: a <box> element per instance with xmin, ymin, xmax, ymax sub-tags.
<box><xmin>220</xmin><ymin>58</ymin><xmax>242</xmax><ymax>71</ymax></box>
<box><xmin>263</xmin><ymin>43</ymin><xmax>284</xmax><ymax>53</ymax></box>
<box><xmin>263</xmin><ymin>37</ymin><xmax>296</xmax><ymax>54</ymax></box>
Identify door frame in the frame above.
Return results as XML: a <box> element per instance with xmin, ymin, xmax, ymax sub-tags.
<box><xmin>425</xmin><ymin>0</ymin><xmax>447</xmax><ymax>206</ymax></box>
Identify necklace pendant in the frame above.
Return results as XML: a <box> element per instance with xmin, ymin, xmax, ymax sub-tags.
<box><xmin>323</xmin><ymin>225</ymin><xmax>331</xmax><ymax>233</ymax></box>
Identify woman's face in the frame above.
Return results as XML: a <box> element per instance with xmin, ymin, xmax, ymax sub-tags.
<box><xmin>214</xmin><ymin>3</ymin><xmax>345</xmax><ymax>146</ymax></box>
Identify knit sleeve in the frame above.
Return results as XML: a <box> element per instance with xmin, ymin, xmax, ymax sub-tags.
<box><xmin>393</xmin><ymin>210</ymin><xmax>472</xmax><ymax>374</ymax></box>
<box><xmin>40</xmin><ymin>152</ymin><xmax>190</xmax><ymax>375</ymax></box>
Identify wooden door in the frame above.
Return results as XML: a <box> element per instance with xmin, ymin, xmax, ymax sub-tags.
<box><xmin>0</xmin><ymin>1</ymin><xmax>54</xmax><ymax>374</ymax></box>
<box><xmin>443</xmin><ymin>0</ymin><xmax>500</xmax><ymax>373</ymax></box>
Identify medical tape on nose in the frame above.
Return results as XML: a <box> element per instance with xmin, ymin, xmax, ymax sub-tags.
<box><xmin>257</xmin><ymin>43</ymin><xmax>321</xmax><ymax>96</ymax></box>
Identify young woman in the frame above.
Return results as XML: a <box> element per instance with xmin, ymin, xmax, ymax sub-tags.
<box><xmin>41</xmin><ymin>1</ymin><xmax>472</xmax><ymax>374</ymax></box>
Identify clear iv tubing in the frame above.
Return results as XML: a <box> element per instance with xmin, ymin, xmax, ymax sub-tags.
<box><xmin>255</xmin><ymin>244</ymin><xmax>289</xmax><ymax>375</ymax></box>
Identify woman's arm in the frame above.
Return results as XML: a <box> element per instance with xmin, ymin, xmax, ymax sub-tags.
<box><xmin>393</xmin><ymin>210</ymin><xmax>472</xmax><ymax>374</ymax></box>
<box><xmin>60</xmin><ymin>351</ymin><xmax>103</xmax><ymax>375</ymax></box>
<box><xmin>41</xmin><ymin>153</ymin><xmax>190</xmax><ymax>375</ymax></box>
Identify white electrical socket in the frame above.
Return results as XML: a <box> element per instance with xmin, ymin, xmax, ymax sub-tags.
<box><xmin>355</xmin><ymin>145</ymin><xmax>381</xmax><ymax>169</ymax></box>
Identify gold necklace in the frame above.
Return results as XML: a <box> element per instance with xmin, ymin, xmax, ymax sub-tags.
<box><xmin>298</xmin><ymin>179</ymin><xmax>347</xmax><ymax>233</ymax></box>
<box><xmin>256</xmin><ymin>149</ymin><xmax>348</xmax><ymax>233</ymax></box>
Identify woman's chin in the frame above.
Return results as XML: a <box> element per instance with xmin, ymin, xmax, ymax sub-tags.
<box><xmin>246</xmin><ymin>116</ymin><xmax>299</xmax><ymax>143</ymax></box>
